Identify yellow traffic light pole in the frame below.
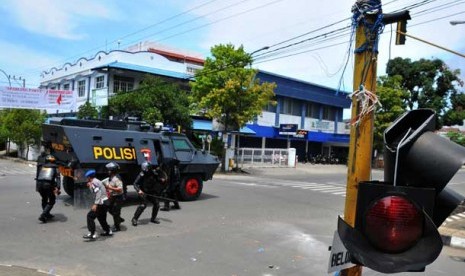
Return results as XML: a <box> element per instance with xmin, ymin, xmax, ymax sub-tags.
<box><xmin>341</xmin><ymin>4</ymin><xmax>380</xmax><ymax>276</ymax></box>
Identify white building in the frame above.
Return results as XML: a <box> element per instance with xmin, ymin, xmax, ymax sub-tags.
<box><xmin>39</xmin><ymin>43</ymin><xmax>351</xmax><ymax>162</ymax></box>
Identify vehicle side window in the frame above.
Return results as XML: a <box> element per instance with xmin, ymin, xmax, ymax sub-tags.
<box><xmin>172</xmin><ymin>139</ymin><xmax>192</xmax><ymax>151</ymax></box>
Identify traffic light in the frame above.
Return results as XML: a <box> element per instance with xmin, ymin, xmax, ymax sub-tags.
<box><xmin>338</xmin><ymin>109</ymin><xmax>465</xmax><ymax>273</ymax></box>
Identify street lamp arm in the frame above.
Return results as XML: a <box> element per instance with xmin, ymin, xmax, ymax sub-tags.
<box><xmin>0</xmin><ymin>68</ymin><xmax>11</xmax><ymax>87</ymax></box>
<box><xmin>450</xmin><ymin>20</ymin><xmax>465</xmax><ymax>25</ymax></box>
<box><xmin>249</xmin><ymin>46</ymin><xmax>270</xmax><ymax>57</ymax></box>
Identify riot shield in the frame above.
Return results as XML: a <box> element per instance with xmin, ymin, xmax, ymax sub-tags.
<box><xmin>74</xmin><ymin>182</ymin><xmax>93</xmax><ymax>210</ymax></box>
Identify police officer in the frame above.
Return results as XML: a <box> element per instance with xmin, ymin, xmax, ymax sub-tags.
<box><xmin>83</xmin><ymin>169</ymin><xmax>112</xmax><ymax>240</ymax></box>
<box><xmin>160</xmin><ymin>159</ymin><xmax>181</xmax><ymax>211</ymax></box>
<box><xmin>103</xmin><ymin>162</ymin><xmax>125</xmax><ymax>232</ymax></box>
<box><xmin>131</xmin><ymin>161</ymin><xmax>167</xmax><ymax>226</ymax></box>
<box><xmin>36</xmin><ymin>154</ymin><xmax>60</xmax><ymax>223</ymax></box>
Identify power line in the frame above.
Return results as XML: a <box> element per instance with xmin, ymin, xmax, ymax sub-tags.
<box><xmin>251</xmin><ymin>0</ymin><xmax>460</xmax><ymax>66</ymax></box>
<box><xmin>16</xmin><ymin>0</ymin><xmax>461</xmax><ymax>88</ymax></box>
<box><xmin>133</xmin><ymin>0</ymin><xmax>286</xmax><ymax>47</ymax></box>
<box><xmin>118</xmin><ymin>0</ymin><xmax>256</xmax><ymax>50</ymax></box>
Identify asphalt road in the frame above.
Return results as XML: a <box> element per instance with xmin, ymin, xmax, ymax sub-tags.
<box><xmin>0</xmin><ymin>159</ymin><xmax>464</xmax><ymax>276</ymax></box>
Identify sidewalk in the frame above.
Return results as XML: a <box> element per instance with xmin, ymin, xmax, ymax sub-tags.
<box><xmin>439</xmin><ymin>204</ymin><xmax>465</xmax><ymax>249</ymax></box>
<box><xmin>232</xmin><ymin>163</ymin><xmax>465</xmax><ymax>250</ymax></box>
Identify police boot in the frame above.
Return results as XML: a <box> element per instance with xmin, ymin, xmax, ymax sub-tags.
<box><xmin>160</xmin><ymin>201</ymin><xmax>170</xmax><ymax>211</ymax></box>
<box><xmin>150</xmin><ymin>206</ymin><xmax>160</xmax><ymax>224</ymax></box>
<box><xmin>112</xmin><ymin>216</ymin><xmax>124</xmax><ymax>232</ymax></box>
<box><xmin>172</xmin><ymin>201</ymin><xmax>181</xmax><ymax>210</ymax></box>
<box><xmin>39</xmin><ymin>204</ymin><xmax>53</xmax><ymax>223</ymax></box>
<box><xmin>45</xmin><ymin>204</ymin><xmax>54</xmax><ymax>219</ymax></box>
<box><xmin>132</xmin><ymin>207</ymin><xmax>144</xmax><ymax>226</ymax></box>
<box><xmin>150</xmin><ymin>214</ymin><xmax>160</xmax><ymax>224</ymax></box>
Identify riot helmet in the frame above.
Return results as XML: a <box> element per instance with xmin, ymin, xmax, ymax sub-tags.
<box><xmin>105</xmin><ymin>162</ymin><xmax>120</xmax><ymax>173</ymax></box>
<box><xmin>141</xmin><ymin>161</ymin><xmax>152</xmax><ymax>172</ymax></box>
<box><xmin>45</xmin><ymin>154</ymin><xmax>56</xmax><ymax>163</ymax></box>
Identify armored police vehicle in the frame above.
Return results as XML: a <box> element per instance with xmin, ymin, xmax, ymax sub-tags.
<box><xmin>40</xmin><ymin>118</ymin><xmax>220</xmax><ymax>201</ymax></box>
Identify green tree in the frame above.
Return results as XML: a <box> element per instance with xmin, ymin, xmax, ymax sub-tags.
<box><xmin>386</xmin><ymin>57</ymin><xmax>462</xmax><ymax>128</ymax></box>
<box><xmin>446</xmin><ymin>131</ymin><xmax>465</xmax><ymax>147</ymax></box>
<box><xmin>190</xmin><ymin>43</ymin><xmax>276</xmax><ymax>132</ymax></box>
<box><xmin>0</xmin><ymin>109</ymin><xmax>45</xmax><ymax>159</ymax></box>
<box><xmin>109</xmin><ymin>75</ymin><xmax>192</xmax><ymax>129</ymax></box>
<box><xmin>0</xmin><ymin>110</ymin><xmax>11</xmax><ymax>152</ymax></box>
<box><xmin>443</xmin><ymin>91</ymin><xmax>465</xmax><ymax>126</ymax></box>
<box><xmin>77</xmin><ymin>101</ymin><xmax>99</xmax><ymax>119</ymax></box>
<box><xmin>373</xmin><ymin>75</ymin><xmax>409</xmax><ymax>152</ymax></box>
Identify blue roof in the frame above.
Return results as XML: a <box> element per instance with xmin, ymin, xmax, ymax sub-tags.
<box><xmin>256</xmin><ymin>71</ymin><xmax>351</xmax><ymax>108</ymax></box>
<box><xmin>193</xmin><ymin>119</ymin><xmax>255</xmax><ymax>134</ymax></box>
<box><xmin>93</xmin><ymin>62</ymin><xmax>191</xmax><ymax>80</ymax></box>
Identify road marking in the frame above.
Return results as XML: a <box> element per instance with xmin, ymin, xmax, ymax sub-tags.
<box><xmin>223</xmin><ymin>179</ymin><xmax>347</xmax><ymax>197</ymax></box>
<box><xmin>307</xmin><ymin>186</ymin><xmax>341</xmax><ymax>191</ymax></box>
<box><xmin>292</xmin><ymin>184</ymin><xmax>322</xmax><ymax>188</ymax></box>
<box><xmin>319</xmin><ymin>188</ymin><xmax>346</xmax><ymax>193</ymax></box>
<box><xmin>235</xmin><ymin>182</ymin><xmax>277</xmax><ymax>188</ymax></box>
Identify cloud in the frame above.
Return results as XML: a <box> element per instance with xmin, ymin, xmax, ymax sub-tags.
<box><xmin>0</xmin><ymin>41</ymin><xmax>60</xmax><ymax>87</ymax></box>
<box><xmin>5</xmin><ymin>0</ymin><xmax>117</xmax><ymax>40</ymax></box>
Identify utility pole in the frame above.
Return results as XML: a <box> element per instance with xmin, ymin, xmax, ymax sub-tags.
<box><xmin>341</xmin><ymin>1</ymin><xmax>382</xmax><ymax>275</ymax></box>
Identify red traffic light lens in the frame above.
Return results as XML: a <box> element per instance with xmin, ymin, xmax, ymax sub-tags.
<box><xmin>364</xmin><ymin>195</ymin><xmax>423</xmax><ymax>253</ymax></box>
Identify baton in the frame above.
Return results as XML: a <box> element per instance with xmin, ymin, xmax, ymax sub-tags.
<box><xmin>141</xmin><ymin>193</ymin><xmax>177</xmax><ymax>202</ymax></box>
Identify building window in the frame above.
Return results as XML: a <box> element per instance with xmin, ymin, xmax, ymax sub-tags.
<box><xmin>114</xmin><ymin>75</ymin><xmax>134</xmax><ymax>92</ymax></box>
<box><xmin>306</xmin><ymin>103</ymin><xmax>319</xmax><ymax>118</ymax></box>
<box><xmin>291</xmin><ymin>99</ymin><xmax>301</xmax><ymax>116</ymax></box>
<box><xmin>322</xmin><ymin>106</ymin><xmax>336</xmax><ymax>120</ymax></box>
<box><xmin>281</xmin><ymin>98</ymin><xmax>301</xmax><ymax>116</ymax></box>
<box><xmin>95</xmin><ymin>76</ymin><xmax>105</xmax><ymax>89</ymax></box>
<box><xmin>78</xmin><ymin>80</ymin><xmax>86</xmax><ymax>97</ymax></box>
<box><xmin>187</xmin><ymin>67</ymin><xmax>200</xmax><ymax>74</ymax></box>
<box><xmin>63</xmin><ymin>83</ymin><xmax>70</xmax><ymax>91</ymax></box>
<box><xmin>263</xmin><ymin>102</ymin><xmax>277</xmax><ymax>113</ymax></box>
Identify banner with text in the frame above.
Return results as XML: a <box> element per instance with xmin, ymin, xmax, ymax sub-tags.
<box><xmin>0</xmin><ymin>86</ymin><xmax>76</xmax><ymax>110</ymax></box>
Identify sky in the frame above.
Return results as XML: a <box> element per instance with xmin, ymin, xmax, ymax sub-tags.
<box><xmin>0</xmin><ymin>0</ymin><xmax>464</xmax><ymax>118</ymax></box>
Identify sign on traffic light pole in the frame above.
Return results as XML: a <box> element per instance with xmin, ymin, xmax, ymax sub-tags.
<box><xmin>338</xmin><ymin>109</ymin><xmax>465</xmax><ymax>273</ymax></box>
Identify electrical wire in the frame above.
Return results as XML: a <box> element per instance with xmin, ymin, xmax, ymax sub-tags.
<box><xmin>13</xmin><ymin>0</ymin><xmax>463</xmax><ymax>88</ymax></box>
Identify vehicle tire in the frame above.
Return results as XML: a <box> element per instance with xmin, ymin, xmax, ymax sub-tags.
<box><xmin>178</xmin><ymin>176</ymin><xmax>203</xmax><ymax>201</ymax></box>
<box><xmin>62</xmin><ymin>176</ymin><xmax>74</xmax><ymax>197</ymax></box>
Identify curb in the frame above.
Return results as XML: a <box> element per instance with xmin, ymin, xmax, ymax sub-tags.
<box><xmin>441</xmin><ymin>234</ymin><xmax>465</xmax><ymax>249</ymax></box>
<box><xmin>0</xmin><ymin>155</ymin><xmax>36</xmax><ymax>165</ymax></box>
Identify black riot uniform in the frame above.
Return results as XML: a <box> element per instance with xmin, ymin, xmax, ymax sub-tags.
<box><xmin>36</xmin><ymin>154</ymin><xmax>60</xmax><ymax>223</ymax></box>
<box><xmin>131</xmin><ymin>161</ymin><xmax>167</xmax><ymax>226</ymax></box>
<box><xmin>160</xmin><ymin>159</ymin><xmax>181</xmax><ymax>211</ymax></box>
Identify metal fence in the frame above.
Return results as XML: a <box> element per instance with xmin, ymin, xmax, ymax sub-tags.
<box><xmin>236</xmin><ymin>147</ymin><xmax>291</xmax><ymax>168</ymax></box>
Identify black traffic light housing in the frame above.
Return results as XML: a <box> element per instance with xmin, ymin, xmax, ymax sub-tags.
<box><xmin>382</xmin><ymin>10</ymin><xmax>411</xmax><ymax>45</ymax></box>
<box><xmin>384</xmin><ymin>109</ymin><xmax>465</xmax><ymax>226</ymax></box>
<box><xmin>338</xmin><ymin>109</ymin><xmax>465</xmax><ymax>274</ymax></box>
<box><xmin>338</xmin><ymin>181</ymin><xmax>441</xmax><ymax>273</ymax></box>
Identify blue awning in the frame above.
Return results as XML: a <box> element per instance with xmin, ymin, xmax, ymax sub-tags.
<box><xmin>192</xmin><ymin>119</ymin><xmax>255</xmax><ymax>134</ymax></box>
<box><xmin>193</xmin><ymin>120</ymin><xmax>212</xmax><ymax>131</ymax></box>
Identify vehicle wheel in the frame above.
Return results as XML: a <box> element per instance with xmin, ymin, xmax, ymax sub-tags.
<box><xmin>178</xmin><ymin>176</ymin><xmax>203</xmax><ymax>201</ymax></box>
<box><xmin>62</xmin><ymin>176</ymin><xmax>74</xmax><ymax>197</ymax></box>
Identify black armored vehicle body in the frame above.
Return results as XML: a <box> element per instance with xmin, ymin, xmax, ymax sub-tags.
<box><xmin>40</xmin><ymin>118</ymin><xmax>220</xmax><ymax>201</ymax></box>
